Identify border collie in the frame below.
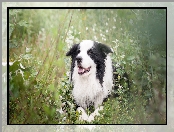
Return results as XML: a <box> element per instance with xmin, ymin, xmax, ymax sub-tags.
<box><xmin>66</xmin><ymin>40</ymin><xmax>117</xmax><ymax>122</ymax></box>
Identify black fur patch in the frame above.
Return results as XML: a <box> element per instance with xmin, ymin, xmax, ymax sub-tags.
<box><xmin>88</xmin><ymin>41</ymin><xmax>113</xmax><ymax>85</ymax></box>
<box><xmin>66</xmin><ymin>44</ymin><xmax>80</xmax><ymax>81</ymax></box>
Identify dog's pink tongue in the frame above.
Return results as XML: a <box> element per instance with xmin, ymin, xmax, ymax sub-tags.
<box><xmin>78</xmin><ymin>67</ymin><xmax>84</xmax><ymax>73</ymax></box>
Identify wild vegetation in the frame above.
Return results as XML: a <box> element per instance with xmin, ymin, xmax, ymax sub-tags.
<box><xmin>9</xmin><ymin>9</ymin><xmax>166</xmax><ymax>124</ymax></box>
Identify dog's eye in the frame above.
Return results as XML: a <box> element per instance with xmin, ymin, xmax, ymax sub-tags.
<box><xmin>87</xmin><ymin>49</ymin><xmax>93</xmax><ymax>55</ymax></box>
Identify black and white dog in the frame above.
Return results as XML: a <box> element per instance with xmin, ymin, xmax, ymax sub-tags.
<box><xmin>66</xmin><ymin>40</ymin><xmax>127</xmax><ymax>122</ymax></box>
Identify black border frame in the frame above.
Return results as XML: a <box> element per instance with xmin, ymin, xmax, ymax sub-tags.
<box><xmin>7</xmin><ymin>6</ymin><xmax>167</xmax><ymax>125</ymax></box>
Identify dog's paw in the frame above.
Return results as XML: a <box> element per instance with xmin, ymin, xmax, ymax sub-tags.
<box><xmin>77</xmin><ymin>107</ymin><xmax>89</xmax><ymax>121</ymax></box>
<box><xmin>88</xmin><ymin>114</ymin><xmax>95</xmax><ymax>122</ymax></box>
<box><xmin>88</xmin><ymin>106</ymin><xmax>104</xmax><ymax>122</ymax></box>
<box><xmin>93</xmin><ymin>106</ymin><xmax>104</xmax><ymax>116</ymax></box>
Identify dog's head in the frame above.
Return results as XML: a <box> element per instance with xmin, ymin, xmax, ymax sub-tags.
<box><xmin>66</xmin><ymin>40</ymin><xmax>113</xmax><ymax>84</ymax></box>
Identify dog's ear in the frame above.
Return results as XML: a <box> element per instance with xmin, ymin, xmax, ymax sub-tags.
<box><xmin>97</xmin><ymin>43</ymin><xmax>113</xmax><ymax>55</ymax></box>
<box><xmin>66</xmin><ymin>44</ymin><xmax>79</xmax><ymax>56</ymax></box>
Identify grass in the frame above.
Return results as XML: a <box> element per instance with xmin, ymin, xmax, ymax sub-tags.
<box><xmin>9</xmin><ymin>9</ymin><xmax>166</xmax><ymax>124</ymax></box>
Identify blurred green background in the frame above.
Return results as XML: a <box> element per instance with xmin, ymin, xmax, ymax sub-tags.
<box><xmin>9</xmin><ymin>9</ymin><xmax>166</xmax><ymax>124</ymax></box>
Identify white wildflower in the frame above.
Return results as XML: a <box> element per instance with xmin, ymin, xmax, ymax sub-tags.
<box><xmin>112</xmin><ymin>39</ymin><xmax>119</xmax><ymax>44</ymax></box>
<box><xmin>26</xmin><ymin>47</ymin><xmax>32</xmax><ymax>53</ymax></box>
<box><xmin>20</xmin><ymin>63</ymin><xmax>25</xmax><ymax>69</ymax></box>
<box><xmin>75</xmin><ymin>38</ymin><xmax>80</xmax><ymax>43</ymax></box>
<box><xmin>94</xmin><ymin>36</ymin><xmax>97</xmax><ymax>40</ymax></box>
<box><xmin>118</xmin><ymin>84</ymin><xmax>123</xmax><ymax>89</ymax></box>
<box><xmin>66</xmin><ymin>71</ymin><xmax>70</xmax><ymax>77</ymax></box>
<box><xmin>62</xmin><ymin>117</ymin><xmax>66</xmax><ymax>121</ymax></box>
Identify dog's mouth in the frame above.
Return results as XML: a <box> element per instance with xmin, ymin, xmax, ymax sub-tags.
<box><xmin>78</xmin><ymin>66</ymin><xmax>91</xmax><ymax>75</ymax></box>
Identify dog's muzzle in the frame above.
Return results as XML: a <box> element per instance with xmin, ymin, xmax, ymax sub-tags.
<box><xmin>76</xmin><ymin>56</ymin><xmax>91</xmax><ymax>75</ymax></box>
<box><xmin>76</xmin><ymin>56</ymin><xmax>82</xmax><ymax>65</ymax></box>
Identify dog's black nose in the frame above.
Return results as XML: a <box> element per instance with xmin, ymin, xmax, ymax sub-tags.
<box><xmin>76</xmin><ymin>56</ymin><xmax>82</xmax><ymax>63</ymax></box>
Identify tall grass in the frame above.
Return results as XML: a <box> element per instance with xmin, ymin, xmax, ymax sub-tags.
<box><xmin>9</xmin><ymin>9</ymin><xmax>166</xmax><ymax>124</ymax></box>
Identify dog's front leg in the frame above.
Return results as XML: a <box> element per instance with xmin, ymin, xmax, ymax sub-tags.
<box><xmin>88</xmin><ymin>106</ymin><xmax>104</xmax><ymax>122</ymax></box>
<box><xmin>77</xmin><ymin>107</ymin><xmax>89</xmax><ymax>121</ymax></box>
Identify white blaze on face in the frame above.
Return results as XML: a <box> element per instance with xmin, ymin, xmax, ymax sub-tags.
<box><xmin>79</xmin><ymin>40</ymin><xmax>94</xmax><ymax>51</ymax></box>
<box><xmin>74</xmin><ymin>40</ymin><xmax>96</xmax><ymax>76</ymax></box>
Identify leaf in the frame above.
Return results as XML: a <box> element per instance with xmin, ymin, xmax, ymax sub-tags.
<box><xmin>31</xmin><ymin>71</ymin><xmax>38</xmax><ymax>77</ymax></box>
<box><xmin>18</xmin><ymin>20</ymin><xmax>28</xmax><ymax>27</ymax></box>
<box><xmin>23</xmin><ymin>71</ymin><xmax>31</xmax><ymax>80</ymax></box>
<box><xmin>127</xmin><ymin>56</ymin><xmax>135</xmax><ymax>61</ymax></box>
<box><xmin>9</xmin><ymin>61</ymin><xmax>20</xmax><ymax>72</ymax></box>
<box><xmin>43</xmin><ymin>105</ymin><xmax>50</xmax><ymax>115</ymax></box>
<box><xmin>48</xmin><ymin>84</ymin><xmax>55</xmax><ymax>91</ymax></box>
<box><xmin>22</xmin><ymin>54</ymin><xmax>33</xmax><ymax>60</ymax></box>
